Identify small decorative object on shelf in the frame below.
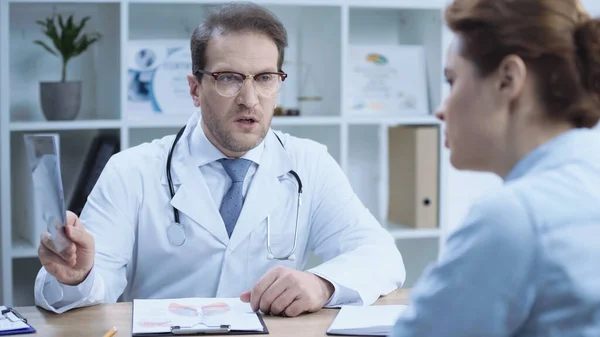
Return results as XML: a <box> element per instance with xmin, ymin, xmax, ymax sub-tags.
<box><xmin>347</xmin><ymin>45</ymin><xmax>429</xmax><ymax>117</ymax></box>
<box><xmin>274</xmin><ymin>106</ymin><xmax>285</xmax><ymax>116</ymax></box>
<box><xmin>127</xmin><ymin>40</ymin><xmax>195</xmax><ymax>116</ymax></box>
<box><xmin>297</xmin><ymin>62</ymin><xmax>322</xmax><ymax>102</ymax></box>
<box><xmin>273</xmin><ymin>106</ymin><xmax>300</xmax><ymax>117</ymax></box>
<box><xmin>34</xmin><ymin>14</ymin><xmax>101</xmax><ymax>121</ymax></box>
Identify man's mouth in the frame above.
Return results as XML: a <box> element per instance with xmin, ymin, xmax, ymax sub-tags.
<box><xmin>236</xmin><ymin>116</ymin><xmax>258</xmax><ymax>124</ymax></box>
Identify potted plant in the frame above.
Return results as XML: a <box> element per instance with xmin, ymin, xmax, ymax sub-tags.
<box><xmin>34</xmin><ymin>14</ymin><xmax>101</xmax><ymax>120</ymax></box>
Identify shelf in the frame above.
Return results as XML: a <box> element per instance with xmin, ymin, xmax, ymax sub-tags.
<box><xmin>347</xmin><ymin>115</ymin><xmax>440</xmax><ymax>126</ymax></box>
<box><xmin>127</xmin><ymin>0</ymin><xmax>341</xmax><ymax>5</ymax></box>
<box><xmin>127</xmin><ymin>2</ymin><xmax>341</xmax><ymax>118</ymax></box>
<box><xmin>9</xmin><ymin>2</ymin><xmax>121</xmax><ymax>122</ymax></box>
<box><xmin>126</xmin><ymin>115</ymin><xmax>343</xmax><ymax>128</ymax></box>
<box><xmin>387</xmin><ymin>221</ymin><xmax>440</xmax><ymax>239</ymax></box>
<box><xmin>347</xmin><ymin>125</ymin><xmax>380</xmax><ymax>217</ymax></box>
<box><xmin>393</xmin><ymin>236</ymin><xmax>440</xmax><ymax>287</ymax></box>
<box><xmin>277</xmin><ymin>124</ymin><xmax>342</xmax><ymax>163</ymax></box>
<box><xmin>10</xmin><ymin>119</ymin><xmax>122</xmax><ymax>131</ymax></box>
<box><xmin>0</xmin><ymin>0</ymin><xmax>455</xmax><ymax>308</ymax></box>
<box><xmin>346</xmin><ymin>0</ymin><xmax>445</xmax><ymax>9</ymax></box>
<box><xmin>12</xmin><ymin>235</ymin><xmax>37</xmax><ymax>259</ymax></box>
<box><xmin>272</xmin><ymin>116</ymin><xmax>341</xmax><ymax>125</ymax></box>
<box><xmin>348</xmin><ymin>6</ymin><xmax>444</xmax><ymax>120</ymax></box>
<box><xmin>8</xmin><ymin>0</ymin><xmax>120</xmax><ymax>3</ymax></box>
<box><xmin>12</xmin><ymin>257</ymin><xmax>41</xmax><ymax>307</ymax></box>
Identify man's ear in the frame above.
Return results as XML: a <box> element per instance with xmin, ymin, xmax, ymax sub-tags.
<box><xmin>187</xmin><ymin>74</ymin><xmax>201</xmax><ymax>107</ymax></box>
<box><xmin>496</xmin><ymin>54</ymin><xmax>527</xmax><ymax>101</ymax></box>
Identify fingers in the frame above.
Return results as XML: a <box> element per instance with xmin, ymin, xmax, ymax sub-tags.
<box><xmin>258</xmin><ymin>278</ymin><xmax>288</xmax><ymax>314</ymax></box>
<box><xmin>239</xmin><ymin>291</ymin><xmax>251</xmax><ymax>303</ymax></box>
<box><xmin>269</xmin><ymin>286</ymin><xmax>301</xmax><ymax>316</ymax></box>
<box><xmin>283</xmin><ymin>297</ymin><xmax>309</xmax><ymax>318</ymax></box>
<box><xmin>250</xmin><ymin>269</ymin><xmax>279</xmax><ymax>312</ymax></box>
<box><xmin>40</xmin><ymin>231</ymin><xmax>76</xmax><ymax>264</ymax></box>
<box><xmin>64</xmin><ymin>218</ymin><xmax>93</xmax><ymax>251</ymax></box>
<box><xmin>66</xmin><ymin>211</ymin><xmax>79</xmax><ymax>227</ymax></box>
<box><xmin>39</xmin><ymin>236</ymin><xmax>75</xmax><ymax>269</ymax></box>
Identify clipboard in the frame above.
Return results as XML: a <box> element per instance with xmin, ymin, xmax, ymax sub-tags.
<box><xmin>0</xmin><ymin>307</ymin><xmax>36</xmax><ymax>336</ymax></box>
<box><xmin>131</xmin><ymin>313</ymin><xmax>268</xmax><ymax>336</ymax></box>
<box><xmin>131</xmin><ymin>298</ymin><xmax>269</xmax><ymax>336</ymax></box>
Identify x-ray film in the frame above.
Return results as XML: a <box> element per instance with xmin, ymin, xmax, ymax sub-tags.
<box><xmin>23</xmin><ymin>134</ymin><xmax>71</xmax><ymax>253</ymax></box>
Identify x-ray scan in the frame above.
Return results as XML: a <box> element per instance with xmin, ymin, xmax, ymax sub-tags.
<box><xmin>23</xmin><ymin>134</ymin><xmax>71</xmax><ymax>254</ymax></box>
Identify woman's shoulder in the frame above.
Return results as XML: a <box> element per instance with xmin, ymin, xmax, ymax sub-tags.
<box><xmin>458</xmin><ymin>185</ymin><xmax>536</xmax><ymax>250</ymax></box>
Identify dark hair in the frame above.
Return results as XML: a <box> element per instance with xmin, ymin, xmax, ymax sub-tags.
<box><xmin>190</xmin><ymin>2</ymin><xmax>288</xmax><ymax>80</ymax></box>
<box><xmin>445</xmin><ymin>0</ymin><xmax>600</xmax><ymax>128</ymax></box>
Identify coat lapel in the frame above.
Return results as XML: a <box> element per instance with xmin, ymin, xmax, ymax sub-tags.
<box><xmin>160</xmin><ymin>116</ymin><xmax>230</xmax><ymax>246</ymax></box>
<box><xmin>227</xmin><ymin>131</ymin><xmax>292</xmax><ymax>252</ymax></box>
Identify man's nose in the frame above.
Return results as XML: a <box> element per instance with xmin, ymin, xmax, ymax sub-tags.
<box><xmin>235</xmin><ymin>79</ymin><xmax>259</xmax><ymax>108</ymax></box>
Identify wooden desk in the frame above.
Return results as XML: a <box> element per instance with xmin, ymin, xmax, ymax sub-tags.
<box><xmin>14</xmin><ymin>289</ymin><xmax>409</xmax><ymax>337</ymax></box>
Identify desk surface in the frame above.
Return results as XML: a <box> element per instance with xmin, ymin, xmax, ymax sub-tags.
<box><xmin>14</xmin><ymin>289</ymin><xmax>409</xmax><ymax>337</ymax></box>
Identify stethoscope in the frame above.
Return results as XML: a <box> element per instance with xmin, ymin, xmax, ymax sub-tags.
<box><xmin>166</xmin><ymin>125</ymin><xmax>302</xmax><ymax>261</ymax></box>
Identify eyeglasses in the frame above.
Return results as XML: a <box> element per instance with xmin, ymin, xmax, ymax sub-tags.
<box><xmin>195</xmin><ymin>70</ymin><xmax>287</xmax><ymax>98</ymax></box>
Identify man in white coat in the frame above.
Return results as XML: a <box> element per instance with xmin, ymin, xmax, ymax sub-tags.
<box><xmin>34</xmin><ymin>2</ymin><xmax>406</xmax><ymax>316</ymax></box>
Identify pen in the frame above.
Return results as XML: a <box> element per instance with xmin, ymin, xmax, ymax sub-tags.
<box><xmin>103</xmin><ymin>326</ymin><xmax>118</xmax><ymax>337</ymax></box>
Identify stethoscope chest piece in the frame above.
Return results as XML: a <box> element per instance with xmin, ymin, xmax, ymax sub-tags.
<box><xmin>167</xmin><ymin>222</ymin><xmax>186</xmax><ymax>246</ymax></box>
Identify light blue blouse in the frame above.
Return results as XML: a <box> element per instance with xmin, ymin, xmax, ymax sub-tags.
<box><xmin>391</xmin><ymin>127</ymin><xmax>600</xmax><ymax>337</ymax></box>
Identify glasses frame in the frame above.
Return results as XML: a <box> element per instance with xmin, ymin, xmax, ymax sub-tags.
<box><xmin>194</xmin><ymin>69</ymin><xmax>287</xmax><ymax>97</ymax></box>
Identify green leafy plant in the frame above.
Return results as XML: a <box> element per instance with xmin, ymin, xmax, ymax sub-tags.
<box><xmin>34</xmin><ymin>14</ymin><xmax>101</xmax><ymax>82</ymax></box>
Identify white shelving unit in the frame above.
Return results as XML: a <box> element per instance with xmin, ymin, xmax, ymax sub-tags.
<box><xmin>1</xmin><ymin>0</ymin><xmax>458</xmax><ymax>306</ymax></box>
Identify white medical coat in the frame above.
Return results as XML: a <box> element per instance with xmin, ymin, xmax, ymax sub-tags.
<box><xmin>34</xmin><ymin>112</ymin><xmax>406</xmax><ymax>313</ymax></box>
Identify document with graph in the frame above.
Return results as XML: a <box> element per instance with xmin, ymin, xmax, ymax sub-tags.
<box><xmin>132</xmin><ymin>298</ymin><xmax>268</xmax><ymax>336</ymax></box>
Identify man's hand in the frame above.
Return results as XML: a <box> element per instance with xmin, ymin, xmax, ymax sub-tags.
<box><xmin>38</xmin><ymin>211</ymin><xmax>95</xmax><ymax>286</ymax></box>
<box><xmin>239</xmin><ymin>266</ymin><xmax>335</xmax><ymax>317</ymax></box>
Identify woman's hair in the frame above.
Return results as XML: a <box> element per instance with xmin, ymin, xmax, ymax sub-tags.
<box><xmin>445</xmin><ymin>0</ymin><xmax>600</xmax><ymax>128</ymax></box>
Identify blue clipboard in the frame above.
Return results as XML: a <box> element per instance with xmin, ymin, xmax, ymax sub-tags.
<box><xmin>0</xmin><ymin>307</ymin><xmax>36</xmax><ymax>335</ymax></box>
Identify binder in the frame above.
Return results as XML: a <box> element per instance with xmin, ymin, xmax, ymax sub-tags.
<box><xmin>0</xmin><ymin>307</ymin><xmax>36</xmax><ymax>335</ymax></box>
<box><xmin>131</xmin><ymin>298</ymin><xmax>269</xmax><ymax>336</ymax></box>
<box><xmin>387</xmin><ymin>125</ymin><xmax>440</xmax><ymax>229</ymax></box>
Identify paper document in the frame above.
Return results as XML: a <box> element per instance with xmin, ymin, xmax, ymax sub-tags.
<box><xmin>327</xmin><ymin>305</ymin><xmax>408</xmax><ymax>336</ymax></box>
<box><xmin>132</xmin><ymin>298</ymin><xmax>266</xmax><ymax>335</ymax></box>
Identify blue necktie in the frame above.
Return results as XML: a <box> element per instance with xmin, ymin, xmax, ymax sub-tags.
<box><xmin>219</xmin><ymin>158</ymin><xmax>252</xmax><ymax>237</ymax></box>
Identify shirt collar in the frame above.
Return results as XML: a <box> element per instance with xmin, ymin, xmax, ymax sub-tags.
<box><xmin>504</xmin><ymin>127</ymin><xmax>600</xmax><ymax>182</ymax></box>
<box><xmin>191</xmin><ymin>118</ymin><xmax>265</xmax><ymax>167</ymax></box>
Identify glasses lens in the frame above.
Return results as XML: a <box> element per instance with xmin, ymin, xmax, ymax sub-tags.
<box><xmin>215</xmin><ymin>73</ymin><xmax>244</xmax><ymax>97</ymax></box>
<box><xmin>214</xmin><ymin>72</ymin><xmax>283</xmax><ymax>97</ymax></box>
<box><xmin>254</xmin><ymin>73</ymin><xmax>282</xmax><ymax>97</ymax></box>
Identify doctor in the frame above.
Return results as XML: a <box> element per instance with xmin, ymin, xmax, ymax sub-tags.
<box><xmin>34</xmin><ymin>2</ymin><xmax>405</xmax><ymax>316</ymax></box>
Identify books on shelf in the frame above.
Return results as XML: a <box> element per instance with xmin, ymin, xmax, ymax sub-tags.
<box><xmin>127</xmin><ymin>40</ymin><xmax>196</xmax><ymax>117</ymax></box>
<box><xmin>347</xmin><ymin>45</ymin><xmax>429</xmax><ymax>117</ymax></box>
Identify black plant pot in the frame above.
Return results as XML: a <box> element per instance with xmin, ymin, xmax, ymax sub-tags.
<box><xmin>39</xmin><ymin>81</ymin><xmax>82</xmax><ymax>120</ymax></box>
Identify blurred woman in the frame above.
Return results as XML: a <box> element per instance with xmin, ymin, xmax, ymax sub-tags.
<box><xmin>391</xmin><ymin>0</ymin><xmax>600</xmax><ymax>336</ymax></box>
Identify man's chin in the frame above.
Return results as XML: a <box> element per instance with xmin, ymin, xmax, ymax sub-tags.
<box><xmin>228</xmin><ymin>133</ymin><xmax>264</xmax><ymax>151</ymax></box>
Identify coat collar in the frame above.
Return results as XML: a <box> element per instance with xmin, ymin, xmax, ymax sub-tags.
<box><xmin>160</xmin><ymin>112</ymin><xmax>293</xmax><ymax>248</ymax></box>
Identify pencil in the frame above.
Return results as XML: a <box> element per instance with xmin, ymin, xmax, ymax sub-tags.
<box><xmin>103</xmin><ymin>326</ymin><xmax>117</xmax><ymax>337</ymax></box>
